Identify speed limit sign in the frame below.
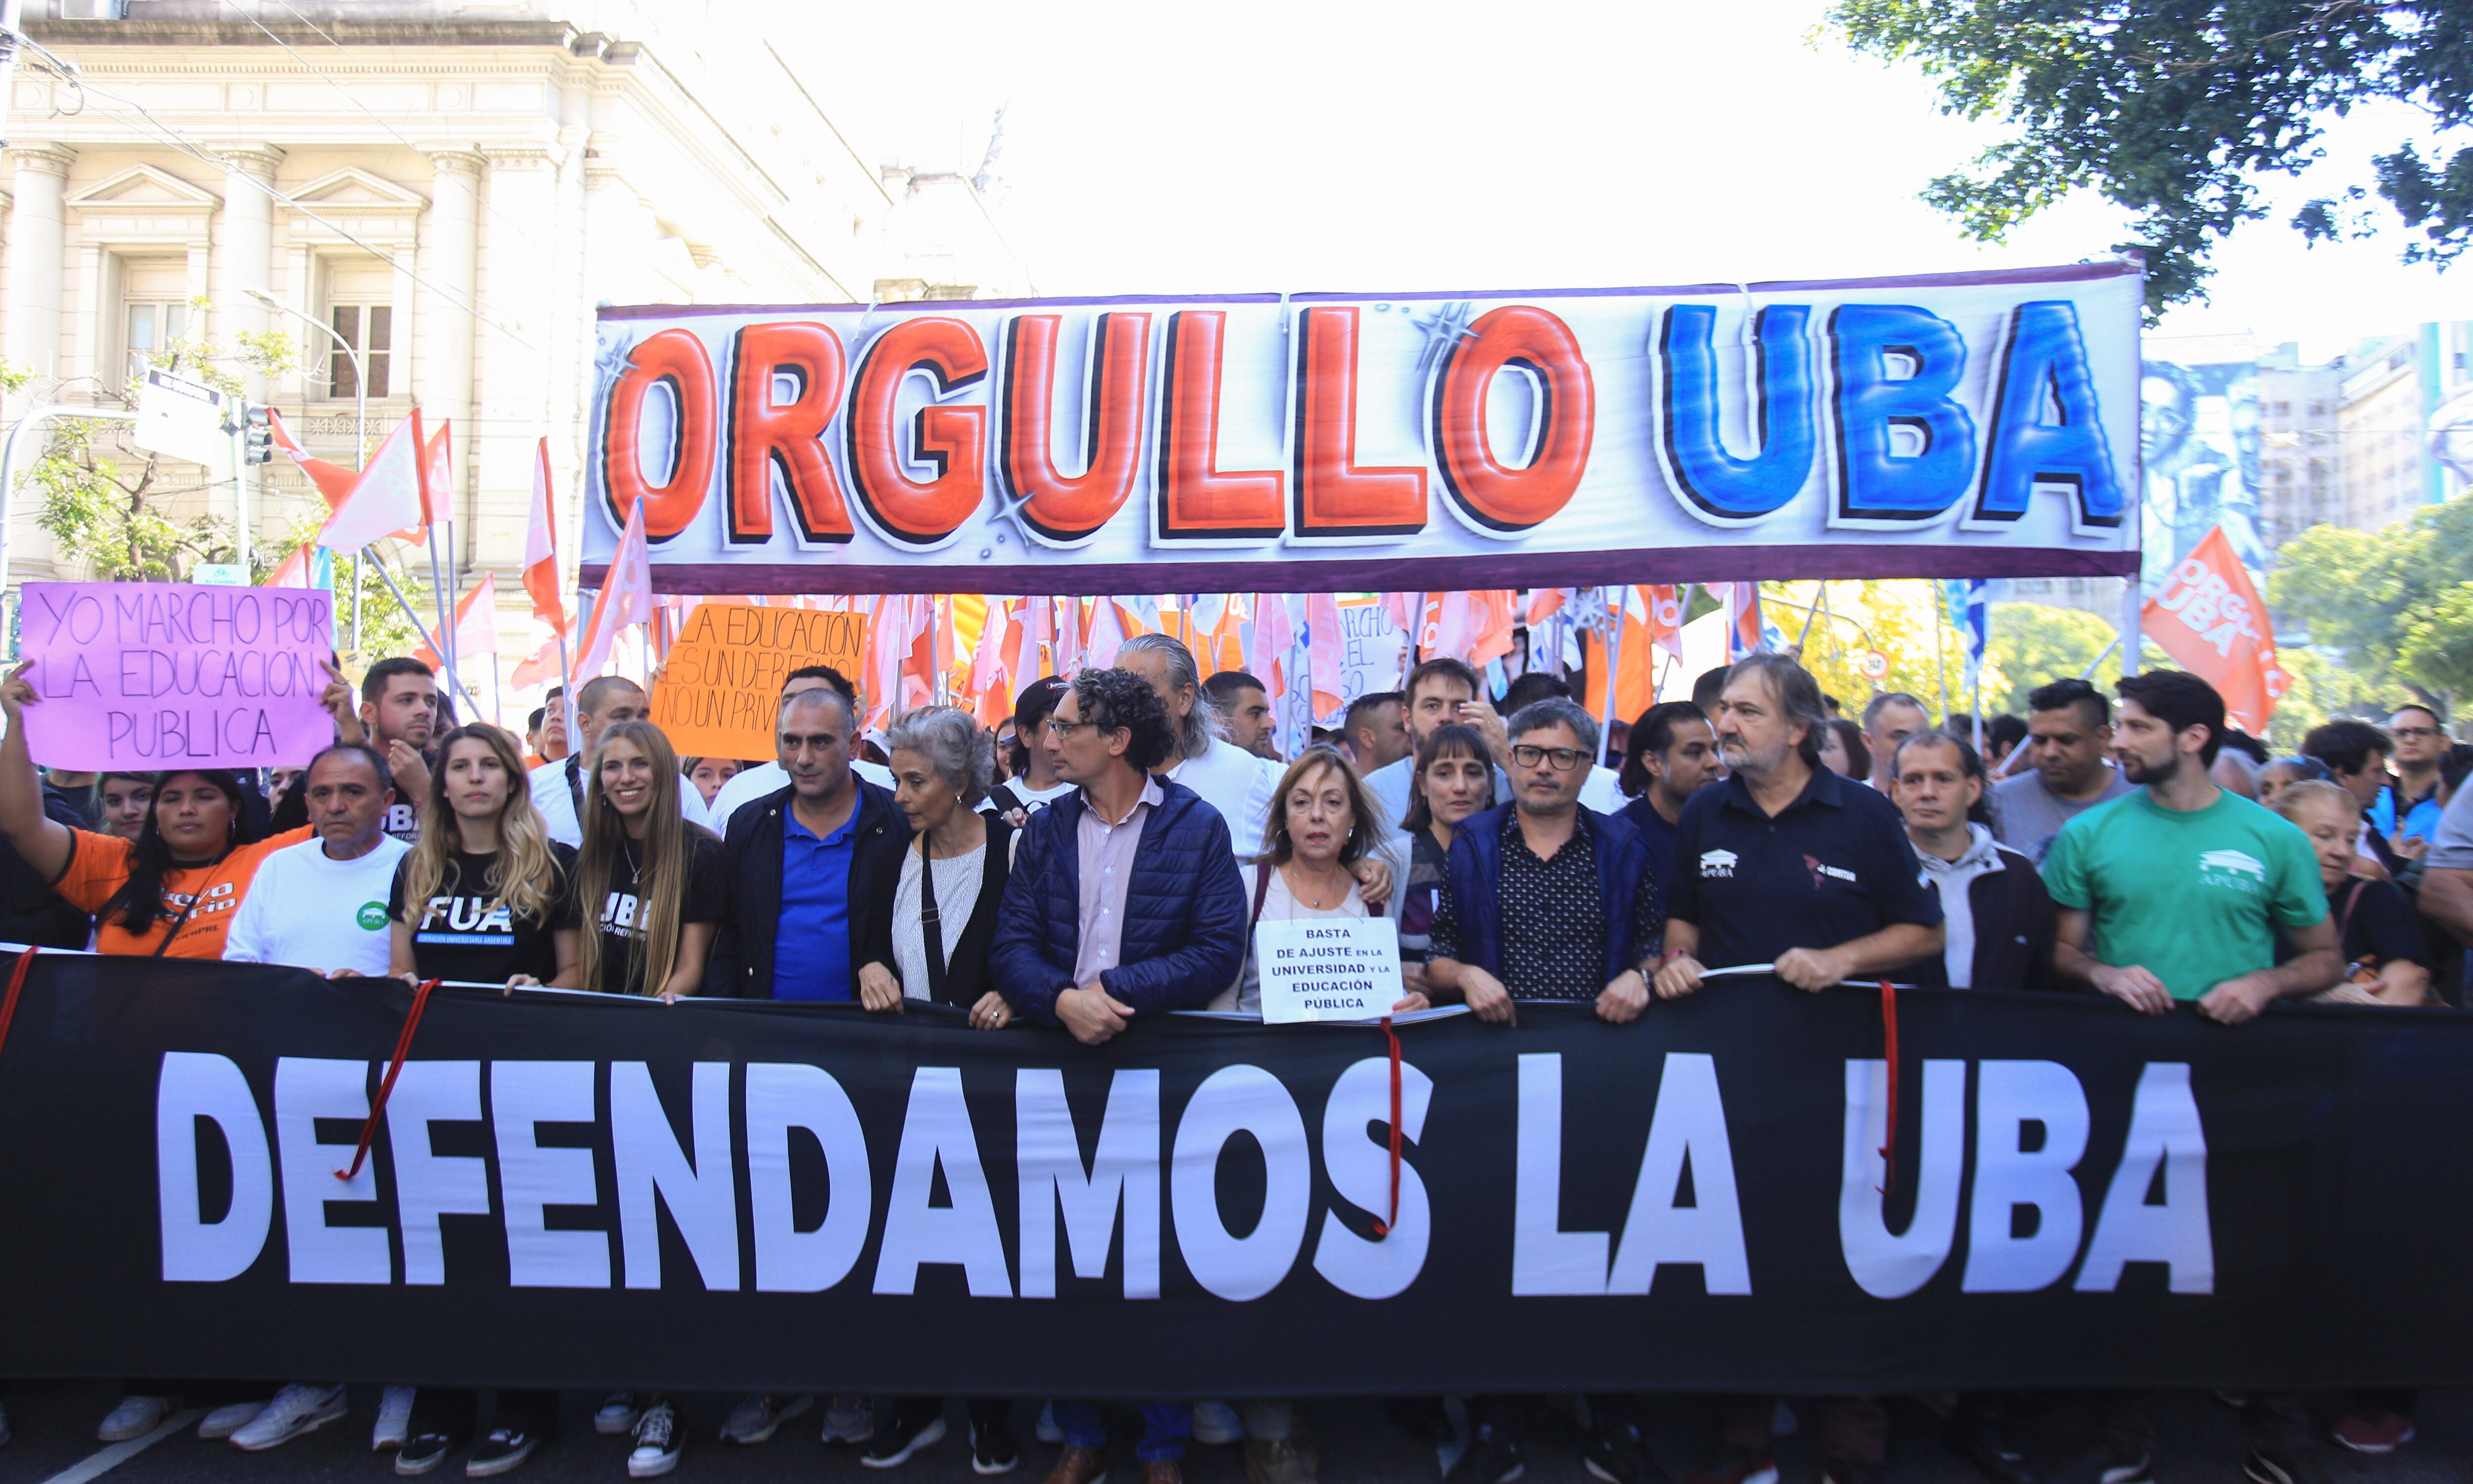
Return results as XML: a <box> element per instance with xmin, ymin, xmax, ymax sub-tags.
<box><xmin>1858</xmin><ymin>649</ymin><xmax>1890</xmax><ymax>680</ymax></box>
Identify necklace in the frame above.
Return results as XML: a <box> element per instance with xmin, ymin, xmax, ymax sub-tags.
<box><xmin>1284</xmin><ymin>862</ymin><xmax>1349</xmax><ymax>910</ymax></box>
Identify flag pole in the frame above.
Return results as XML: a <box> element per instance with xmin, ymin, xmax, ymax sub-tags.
<box><xmin>557</xmin><ymin>623</ymin><xmax>577</xmax><ymax>756</ymax></box>
<box><xmin>371</xmin><ymin>557</ymin><xmax>481</xmax><ymax>718</ymax></box>
<box><xmin>1599</xmin><ymin>588</ymin><xmax>1624</xmax><ymax>751</ymax></box>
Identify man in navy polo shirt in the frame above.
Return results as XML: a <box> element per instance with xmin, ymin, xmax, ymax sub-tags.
<box><xmin>1652</xmin><ymin>652</ymin><xmax>1940</xmax><ymax>1484</ymax></box>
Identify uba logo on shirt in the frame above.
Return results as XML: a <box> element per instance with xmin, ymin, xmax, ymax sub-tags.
<box><xmin>601</xmin><ymin>892</ymin><xmax>646</xmax><ymax>938</ymax></box>
<box><xmin>1699</xmin><ymin>849</ymin><xmax>1739</xmax><ymax>879</ymax></box>
<box><xmin>2198</xmin><ymin>849</ymin><xmax>2266</xmax><ymax>895</ymax></box>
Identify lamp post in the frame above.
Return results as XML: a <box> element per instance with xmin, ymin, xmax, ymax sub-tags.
<box><xmin>245</xmin><ymin>287</ymin><xmax>365</xmax><ymax>650</ymax></box>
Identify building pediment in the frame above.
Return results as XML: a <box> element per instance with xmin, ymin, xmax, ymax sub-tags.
<box><xmin>65</xmin><ymin>163</ymin><xmax>218</xmax><ymax>215</ymax></box>
<box><xmin>286</xmin><ymin>167</ymin><xmax>426</xmax><ymax>214</ymax></box>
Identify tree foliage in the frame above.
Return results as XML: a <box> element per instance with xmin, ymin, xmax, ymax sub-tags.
<box><xmin>1827</xmin><ymin>0</ymin><xmax>2473</xmax><ymax>311</ymax></box>
<box><xmin>2265</xmin><ymin>493</ymin><xmax>2473</xmax><ymax>710</ymax></box>
<box><xmin>1984</xmin><ymin>601</ymin><xmax>2125</xmax><ymax>713</ymax></box>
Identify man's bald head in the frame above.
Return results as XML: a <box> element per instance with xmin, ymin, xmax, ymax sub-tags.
<box><xmin>573</xmin><ymin>675</ymin><xmax>650</xmax><ymax>758</ymax></box>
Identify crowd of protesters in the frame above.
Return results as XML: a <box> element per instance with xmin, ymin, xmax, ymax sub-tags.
<box><xmin>0</xmin><ymin>623</ymin><xmax>2467</xmax><ymax>1484</ymax></box>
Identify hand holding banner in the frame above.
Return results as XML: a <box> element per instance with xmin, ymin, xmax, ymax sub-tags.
<box><xmin>650</xmin><ymin>600</ymin><xmax>870</xmax><ymax>758</ymax></box>
<box><xmin>16</xmin><ymin>582</ymin><xmax>337</xmax><ymax>768</ymax></box>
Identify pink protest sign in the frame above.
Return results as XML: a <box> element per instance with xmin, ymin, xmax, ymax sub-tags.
<box><xmin>16</xmin><ymin>582</ymin><xmax>336</xmax><ymax>769</ymax></box>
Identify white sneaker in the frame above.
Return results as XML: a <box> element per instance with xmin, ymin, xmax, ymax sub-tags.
<box><xmin>1191</xmin><ymin>1401</ymin><xmax>1244</xmax><ymax>1446</ymax></box>
<box><xmin>232</xmin><ymin>1383</ymin><xmax>348</xmax><ymax>1450</ymax></box>
<box><xmin>99</xmin><ymin>1394</ymin><xmax>174</xmax><ymax>1442</ymax></box>
<box><xmin>199</xmin><ymin>1398</ymin><xmax>274</xmax><ymax>1440</ymax></box>
<box><xmin>595</xmin><ymin>1393</ymin><xmax>641</xmax><ymax>1436</ymax></box>
<box><xmin>374</xmin><ymin>1387</ymin><xmax>416</xmax><ymax>1451</ymax></box>
<box><xmin>1034</xmin><ymin>1402</ymin><xmax>1062</xmax><ymax>1445</ymax></box>
<box><xmin>628</xmin><ymin>1402</ymin><xmax>682</xmax><ymax>1478</ymax></box>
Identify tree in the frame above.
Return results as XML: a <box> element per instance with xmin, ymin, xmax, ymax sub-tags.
<box><xmin>2270</xmin><ymin>645</ymin><xmax>2389</xmax><ymax>751</ymax></box>
<box><xmin>2265</xmin><ymin>493</ymin><xmax>2473</xmax><ymax>711</ymax></box>
<box><xmin>1770</xmin><ymin>580</ymin><xmax>1985</xmax><ymax>719</ymax></box>
<box><xmin>1826</xmin><ymin>0</ymin><xmax>2473</xmax><ymax>311</ymax></box>
<box><xmin>6</xmin><ymin>303</ymin><xmax>293</xmax><ymax>582</ymax></box>
<box><xmin>1984</xmin><ymin>601</ymin><xmax>2123</xmax><ymax>713</ymax></box>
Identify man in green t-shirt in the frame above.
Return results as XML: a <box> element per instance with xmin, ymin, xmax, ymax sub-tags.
<box><xmin>2046</xmin><ymin>670</ymin><xmax>2341</xmax><ymax>1021</ymax></box>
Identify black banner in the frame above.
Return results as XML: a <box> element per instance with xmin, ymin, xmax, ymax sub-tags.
<box><xmin>0</xmin><ymin>952</ymin><xmax>2467</xmax><ymax>1397</ymax></box>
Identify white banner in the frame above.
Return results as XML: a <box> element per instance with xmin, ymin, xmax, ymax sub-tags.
<box><xmin>583</xmin><ymin>263</ymin><xmax>2142</xmax><ymax>595</ymax></box>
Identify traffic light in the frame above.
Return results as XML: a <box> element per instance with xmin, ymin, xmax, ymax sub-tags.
<box><xmin>241</xmin><ymin>403</ymin><xmax>274</xmax><ymax>465</ymax></box>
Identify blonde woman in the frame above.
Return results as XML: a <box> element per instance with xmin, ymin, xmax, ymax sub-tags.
<box><xmin>388</xmin><ymin>723</ymin><xmax>582</xmax><ymax>990</ymax></box>
<box><xmin>2270</xmin><ymin>779</ymin><xmax>2431</xmax><ymax>1007</ymax></box>
<box><xmin>576</xmin><ymin>719</ymin><xmax>726</xmax><ymax>1000</ymax></box>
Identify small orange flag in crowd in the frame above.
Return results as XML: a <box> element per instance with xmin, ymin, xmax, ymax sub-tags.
<box><xmin>2141</xmin><ymin>525</ymin><xmax>2290</xmax><ymax>734</ymax></box>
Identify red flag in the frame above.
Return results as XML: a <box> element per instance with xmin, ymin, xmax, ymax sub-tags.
<box><xmin>266</xmin><ymin>407</ymin><xmax>360</xmax><ymax>512</ymax></box>
<box><xmin>574</xmin><ymin>499</ymin><xmax>651</xmax><ymax>680</ymax></box>
<box><xmin>524</xmin><ymin>438</ymin><xmax>565</xmax><ymax>630</ymax></box>
<box><xmin>2141</xmin><ymin>526</ymin><xmax>2290</xmax><ymax>733</ymax></box>
<box><xmin>410</xmin><ymin>419</ymin><xmax>449</xmax><ymax>539</ymax></box>
<box><xmin>1725</xmin><ymin>583</ymin><xmax>1764</xmax><ymax>660</ymax></box>
<box><xmin>319</xmin><ymin>411</ymin><xmax>429</xmax><ymax>554</ymax></box>
<box><xmin>1307</xmin><ymin>592</ymin><xmax>1344</xmax><ymax>721</ymax></box>
<box><xmin>1643</xmin><ymin>584</ymin><xmax>1685</xmax><ymax>661</ymax></box>
<box><xmin>413</xmin><ymin>572</ymin><xmax>501</xmax><ymax>674</ymax></box>
<box><xmin>511</xmin><ymin>623</ymin><xmax>569</xmax><ymax>690</ymax></box>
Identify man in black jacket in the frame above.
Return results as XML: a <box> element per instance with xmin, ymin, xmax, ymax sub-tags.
<box><xmin>0</xmin><ymin>776</ymin><xmax>93</xmax><ymax>948</ymax></box>
<box><xmin>705</xmin><ymin>684</ymin><xmax>912</xmax><ymax>1000</ymax></box>
<box><xmin>1892</xmin><ymin>729</ymin><xmax>2059</xmax><ymax>992</ymax></box>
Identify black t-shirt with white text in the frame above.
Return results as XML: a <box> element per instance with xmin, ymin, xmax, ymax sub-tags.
<box><xmin>593</xmin><ymin>829</ymin><xmax>729</xmax><ymax>997</ymax></box>
<box><xmin>388</xmin><ymin>845</ymin><xmax>583</xmax><ymax>985</ymax></box>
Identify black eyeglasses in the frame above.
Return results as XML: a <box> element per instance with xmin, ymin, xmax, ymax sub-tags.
<box><xmin>1510</xmin><ymin>744</ymin><xmax>1588</xmax><ymax>771</ymax></box>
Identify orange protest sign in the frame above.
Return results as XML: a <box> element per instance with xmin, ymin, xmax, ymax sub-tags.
<box><xmin>651</xmin><ymin>601</ymin><xmax>870</xmax><ymax>759</ymax></box>
<box><xmin>2141</xmin><ymin>526</ymin><xmax>2290</xmax><ymax>734</ymax></box>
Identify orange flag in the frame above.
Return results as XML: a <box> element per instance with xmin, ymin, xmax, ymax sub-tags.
<box><xmin>2141</xmin><ymin>525</ymin><xmax>2290</xmax><ymax>734</ymax></box>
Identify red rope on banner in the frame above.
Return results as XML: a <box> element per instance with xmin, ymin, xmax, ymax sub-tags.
<box><xmin>0</xmin><ymin>945</ymin><xmax>40</xmax><ymax>1063</ymax></box>
<box><xmin>1373</xmin><ymin>1015</ymin><xmax>1405</xmax><ymax>1237</ymax></box>
<box><xmin>1876</xmin><ymin>980</ymin><xmax>1900</xmax><ymax>1197</ymax></box>
<box><xmin>338</xmin><ymin>978</ymin><xmax>440</xmax><ymax>1182</ymax></box>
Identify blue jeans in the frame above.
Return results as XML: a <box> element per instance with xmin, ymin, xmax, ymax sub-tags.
<box><xmin>1052</xmin><ymin>1401</ymin><xmax>1190</xmax><ymax>1462</ymax></box>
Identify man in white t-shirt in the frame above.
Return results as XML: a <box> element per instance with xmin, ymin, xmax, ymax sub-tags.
<box><xmin>226</xmin><ymin>744</ymin><xmax>410</xmax><ymax>976</ymax></box>
<box><xmin>704</xmin><ymin>665</ymin><xmax>896</xmax><ymax>832</ymax></box>
<box><xmin>1365</xmin><ymin>661</ymin><xmax>1622</xmax><ymax>832</ymax></box>
<box><xmin>530</xmin><ymin>675</ymin><xmax>703</xmax><ymax>847</ymax></box>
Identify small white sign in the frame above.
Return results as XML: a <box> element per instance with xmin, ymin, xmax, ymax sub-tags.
<box><xmin>189</xmin><ymin>563</ymin><xmax>247</xmax><ymax>586</ymax></box>
<box><xmin>1254</xmin><ymin>915</ymin><xmax>1403</xmax><ymax>1024</ymax></box>
<box><xmin>133</xmin><ymin>368</ymin><xmax>232</xmax><ymax>473</ymax></box>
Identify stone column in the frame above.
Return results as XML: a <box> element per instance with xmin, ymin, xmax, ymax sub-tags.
<box><xmin>474</xmin><ymin>143</ymin><xmax>560</xmax><ymax>571</ymax></box>
<box><xmin>3</xmin><ymin>145</ymin><xmax>74</xmax><ymax>387</ymax></box>
<box><xmin>417</xmin><ymin>150</ymin><xmax>483</xmax><ymax>523</ymax></box>
<box><xmin>208</xmin><ymin>145</ymin><xmax>282</xmax><ymax>373</ymax></box>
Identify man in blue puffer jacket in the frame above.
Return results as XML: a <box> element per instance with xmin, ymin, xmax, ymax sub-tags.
<box><xmin>989</xmin><ymin>667</ymin><xmax>1244</xmax><ymax>1484</ymax></box>
<box><xmin>992</xmin><ymin>665</ymin><xmax>1247</xmax><ymax>1044</ymax></box>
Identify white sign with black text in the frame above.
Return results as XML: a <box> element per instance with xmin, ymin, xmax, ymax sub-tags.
<box><xmin>1254</xmin><ymin>916</ymin><xmax>1403</xmax><ymax>1024</ymax></box>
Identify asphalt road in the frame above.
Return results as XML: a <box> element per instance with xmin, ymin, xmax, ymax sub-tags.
<box><xmin>1</xmin><ymin>1385</ymin><xmax>2464</xmax><ymax>1484</ymax></box>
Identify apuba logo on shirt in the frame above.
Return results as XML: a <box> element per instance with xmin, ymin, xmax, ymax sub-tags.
<box><xmin>1699</xmin><ymin>848</ymin><xmax>1739</xmax><ymax>879</ymax></box>
<box><xmin>2198</xmin><ymin>848</ymin><xmax>2266</xmax><ymax>894</ymax></box>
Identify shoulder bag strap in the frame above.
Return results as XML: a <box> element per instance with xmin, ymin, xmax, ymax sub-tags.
<box><xmin>1248</xmin><ymin>859</ymin><xmax>1275</xmax><ymax>936</ymax></box>
<box><xmin>918</xmin><ymin>833</ymin><xmax>949</xmax><ymax>1005</ymax></box>
<box><xmin>150</xmin><ymin>854</ymin><xmax>229</xmax><ymax>957</ymax></box>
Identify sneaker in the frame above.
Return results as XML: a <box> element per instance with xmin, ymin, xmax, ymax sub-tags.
<box><xmin>628</xmin><ymin>1402</ymin><xmax>681</xmax><ymax>1479</ymax></box>
<box><xmin>1455</xmin><ymin>1427</ymin><xmax>1524</xmax><ymax>1484</ymax></box>
<box><xmin>595</xmin><ymin>1394</ymin><xmax>641</xmax><ymax>1436</ymax></box>
<box><xmin>863</xmin><ymin>1413</ymin><xmax>949</xmax><ymax>1468</ymax></box>
<box><xmin>2243</xmin><ymin>1445</ymin><xmax>2330</xmax><ymax>1484</ymax></box>
<box><xmin>1685</xmin><ymin>1451</ymin><xmax>1779</xmax><ymax>1484</ymax></box>
<box><xmin>99</xmin><ymin>1394</ymin><xmax>175</xmax><ymax>1442</ymax></box>
<box><xmin>1191</xmin><ymin>1401</ymin><xmax>1244</xmax><ymax>1446</ymax></box>
<box><xmin>2331</xmin><ymin>1412</ymin><xmax>2415</xmax><ymax>1453</ymax></box>
<box><xmin>398</xmin><ymin>1433</ymin><xmax>457</xmax><ymax>1476</ymax></box>
<box><xmin>1044</xmin><ymin>1442</ymin><xmax>1106</xmax><ymax>1484</ymax></box>
<box><xmin>1035</xmin><ymin>1402</ymin><xmax>1064</xmax><ymax>1445</ymax></box>
<box><xmin>232</xmin><ymin>1384</ymin><xmax>349</xmax><ymax>1450</ymax></box>
<box><xmin>2095</xmin><ymin>1441</ymin><xmax>2152</xmax><ymax>1484</ymax></box>
<box><xmin>465</xmin><ymin>1427</ymin><xmax>541</xmax><ymax>1477</ymax></box>
<box><xmin>723</xmin><ymin>1394</ymin><xmax>814</xmax><ymax>1444</ymax></box>
<box><xmin>200</xmin><ymin>1398</ymin><xmax>275</xmax><ymax>1440</ymax></box>
<box><xmin>972</xmin><ymin>1420</ymin><xmax>1021</xmax><ymax>1475</ymax></box>
<box><xmin>1246</xmin><ymin>1436</ymin><xmax>1318</xmax><ymax>1484</ymax></box>
<box><xmin>375</xmin><ymin>1387</ymin><xmax>417</xmax><ymax>1451</ymax></box>
<box><xmin>824</xmin><ymin>1396</ymin><xmax>876</xmax><ymax>1444</ymax></box>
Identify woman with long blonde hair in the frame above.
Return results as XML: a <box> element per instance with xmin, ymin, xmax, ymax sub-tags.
<box><xmin>574</xmin><ymin>719</ymin><xmax>726</xmax><ymax>1001</ymax></box>
<box><xmin>389</xmin><ymin>723</ymin><xmax>580</xmax><ymax>989</ymax></box>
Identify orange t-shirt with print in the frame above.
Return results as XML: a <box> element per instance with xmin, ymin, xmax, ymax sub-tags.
<box><xmin>49</xmin><ymin>826</ymin><xmax>315</xmax><ymax>957</ymax></box>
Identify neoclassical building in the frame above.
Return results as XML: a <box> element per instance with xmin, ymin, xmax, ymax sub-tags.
<box><xmin>2</xmin><ymin>0</ymin><xmax>1028</xmax><ymax>680</ymax></box>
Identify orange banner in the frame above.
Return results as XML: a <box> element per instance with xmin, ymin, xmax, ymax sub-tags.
<box><xmin>2140</xmin><ymin>526</ymin><xmax>2289</xmax><ymax>734</ymax></box>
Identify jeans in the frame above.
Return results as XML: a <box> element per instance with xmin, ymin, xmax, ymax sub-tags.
<box><xmin>1052</xmin><ymin>1401</ymin><xmax>1191</xmax><ymax>1462</ymax></box>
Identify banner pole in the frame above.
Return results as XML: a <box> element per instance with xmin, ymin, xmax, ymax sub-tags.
<box><xmin>1599</xmin><ymin>588</ymin><xmax>1624</xmax><ymax>753</ymax></box>
<box><xmin>2119</xmin><ymin>575</ymin><xmax>2144</xmax><ymax>678</ymax></box>
<box><xmin>372</xmin><ymin>558</ymin><xmax>481</xmax><ymax>719</ymax></box>
<box><xmin>1933</xmin><ymin>585</ymin><xmax>1950</xmax><ymax>723</ymax></box>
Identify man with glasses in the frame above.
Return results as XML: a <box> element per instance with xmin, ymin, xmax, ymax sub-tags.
<box><xmin>2377</xmin><ymin>704</ymin><xmax>2449</xmax><ymax>847</ymax></box>
<box><xmin>1418</xmin><ymin>696</ymin><xmax>1662</xmax><ymax>1484</ymax></box>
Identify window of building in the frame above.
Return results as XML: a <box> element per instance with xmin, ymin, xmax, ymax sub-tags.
<box><xmin>322</xmin><ymin>259</ymin><xmax>395</xmax><ymax>401</ymax></box>
<box><xmin>120</xmin><ymin>257</ymin><xmax>191</xmax><ymax>381</ymax></box>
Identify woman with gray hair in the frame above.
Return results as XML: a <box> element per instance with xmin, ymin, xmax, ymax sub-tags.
<box><xmin>850</xmin><ymin>704</ymin><xmax>1022</xmax><ymax>1474</ymax></box>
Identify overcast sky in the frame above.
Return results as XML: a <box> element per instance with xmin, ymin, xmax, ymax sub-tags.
<box><xmin>820</xmin><ymin>0</ymin><xmax>2472</xmax><ymax>361</ymax></box>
